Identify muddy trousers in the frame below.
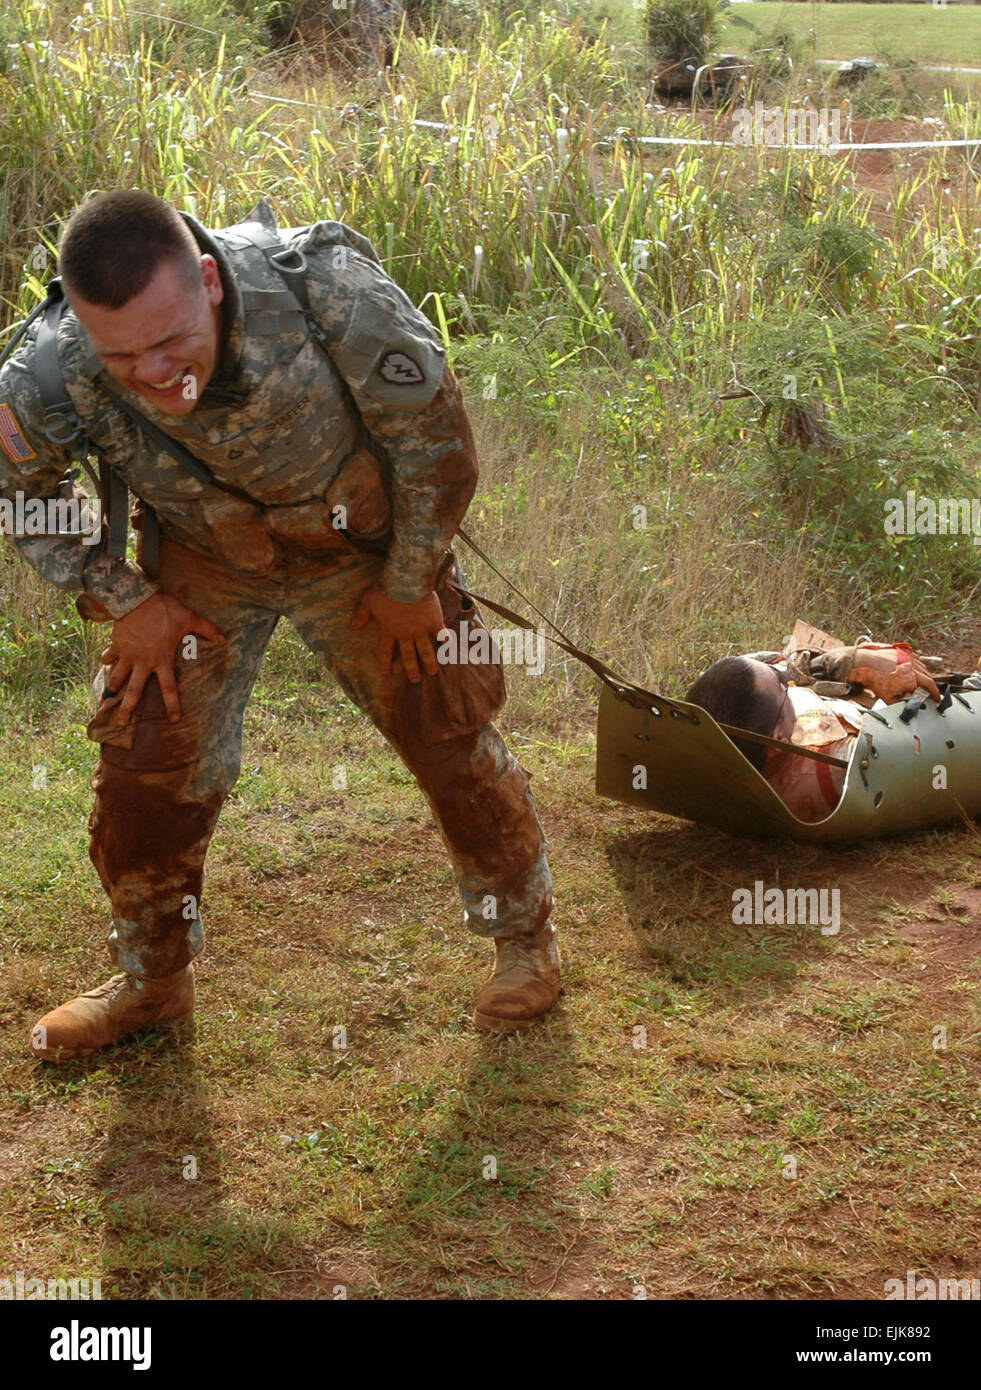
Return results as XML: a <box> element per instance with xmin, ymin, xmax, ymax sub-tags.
<box><xmin>86</xmin><ymin>534</ymin><xmax>553</xmax><ymax>980</ymax></box>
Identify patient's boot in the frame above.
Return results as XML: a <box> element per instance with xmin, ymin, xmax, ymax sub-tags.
<box><xmin>30</xmin><ymin>966</ymin><xmax>195</xmax><ymax>1062</ymax></box>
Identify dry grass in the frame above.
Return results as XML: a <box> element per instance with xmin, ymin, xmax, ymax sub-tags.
<box><xmin>1</xmin><ymin>699</ymin><xmax>979</xmax><ymax>1298</ymax></box>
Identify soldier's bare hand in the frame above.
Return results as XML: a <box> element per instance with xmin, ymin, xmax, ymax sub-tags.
<box><xmin>100</xmin><ymin>593</ymin><xmax>226</xmax><ymax>726</ymax></box>
<box><xmin>351</xmin><ymin>585</ymin><xmax>445</xmax><ymax>683</ymax></box>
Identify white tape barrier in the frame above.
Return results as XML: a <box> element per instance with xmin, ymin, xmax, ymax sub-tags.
<box><xmin>613</xmin><ymin>132</ymin><xmax>981</xmax><ymax>150</ymax></box>
<box><xmin>247</xmin><ymin>94</ymin><xmax>980</xmax><ymax>151</ymax></box>
<box><xmin>815</xmin><ymin>59</ymin><xmax>981</xmax><ymax>76</ymax></box>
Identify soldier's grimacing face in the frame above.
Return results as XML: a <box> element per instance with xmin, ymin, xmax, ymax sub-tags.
<box><xmin>70</xmin><ymin>254</ymin><xmax>223</xmax><ymax>415</ymax></box>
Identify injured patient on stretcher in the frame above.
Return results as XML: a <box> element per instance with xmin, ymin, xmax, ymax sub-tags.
<box><xmin>685</xmin><ymin>623</ymin><xmax>981</xmax><ymax>822</ymax></box>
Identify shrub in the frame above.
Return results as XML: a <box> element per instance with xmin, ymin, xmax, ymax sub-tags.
<box><xmin>644</xmin><ymin>0</ymin><xmax>725</xmax><ymax>68</ymax></box>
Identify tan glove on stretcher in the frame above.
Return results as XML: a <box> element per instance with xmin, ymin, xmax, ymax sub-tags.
<box><xmin>812</xmin><ymin>643</ymin><xmax>942</xmax><ymax>703</ymax></box>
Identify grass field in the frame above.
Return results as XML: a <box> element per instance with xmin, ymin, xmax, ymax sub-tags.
<box><xmin>1</xmin><ymin>0</ymin><xmax>979</xmax><ymax>1301</ymax></box>
<box><xmin>3</xmin><ymin>673</ymin><xmax>980</xmax><ymax>1299</ymax></box>
<box><xmin>718</xmin><ymin>1</ymin><xmax>981</xmax><ymax>65</ymax></box>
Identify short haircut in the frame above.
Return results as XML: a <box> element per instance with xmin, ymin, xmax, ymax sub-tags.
<box><xmin>685</xmin><ymin>656</ymin><xmax>783</xmax><ymax>773</ymax></box>
<box><xmin>58</xmin><ymin>190</ymin><xmax>202</xmax><ymax>309</ymax></box>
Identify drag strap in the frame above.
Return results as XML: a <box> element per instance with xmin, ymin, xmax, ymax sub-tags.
<box><xmin>451</xmin><ymin>578</ymin><xmax>847</xmax><ymax>768</ymax></box>
<box><xmin>448</xmin><ymin>577</ymin><xmax>655</xmax><ymax>701</ymax></box>
<box><xmin>452</xmin><ymin>529</ymin><xmax>848</xmax><ymax>769</ymax></box>
<box><xmin>454</xmin><ymin>525</ymin><xmax>655</xmax><ymax>698</ymax></box>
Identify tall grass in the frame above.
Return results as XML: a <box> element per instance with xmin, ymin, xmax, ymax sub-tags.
<box><xmin>1</xmin><ymin>0</ymin><xmax>979</xmax><ymax>724</ymax></box>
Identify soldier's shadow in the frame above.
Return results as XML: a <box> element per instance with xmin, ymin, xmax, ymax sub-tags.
<box><xmin>38</xmin><ymin>1026</ymin><xmax>306</xmax><ymax>1300</ymax></box>
<box><xmin>369</xmin><ymin>1015</ymin><xmax>582</xmax><ymax>1298</ymax></box>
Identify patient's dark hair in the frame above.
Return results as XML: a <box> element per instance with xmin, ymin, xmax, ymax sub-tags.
<box><xmin>685</xmin><ymin>656</ymin><xmax>782</xmax><ymax>773</ymax></box>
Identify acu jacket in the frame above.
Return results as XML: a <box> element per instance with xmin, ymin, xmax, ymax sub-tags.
<box><xmin>0</xmin><ymin>199</ymin><xmax>476</xmax><ymax>617</ymax></box>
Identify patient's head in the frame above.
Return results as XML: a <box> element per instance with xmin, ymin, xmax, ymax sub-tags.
<box><xmin>685</xmin><ymin>656</ymin><xmax>795</xmax><ymax>771</ymax></box>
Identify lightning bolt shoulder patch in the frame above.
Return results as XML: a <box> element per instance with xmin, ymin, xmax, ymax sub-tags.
<box><xmin>379</xmin><ymin>352</ymin><xmax>425</xmax><ymax>385</ymax></box>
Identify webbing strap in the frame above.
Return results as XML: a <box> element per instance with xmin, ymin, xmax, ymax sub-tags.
<box><xmin>239</xmin><ymin>287</ymin><xmax>306</xmax><ymax>312</ymax></box>
<box><xmin>34</xmin><ymin>283</ymin><xmax>87</xmax><ymax>448</ymax></box>
<box><xmin>99</xmin><ymin>385</ymin><xmax>214</xmax><ymax>484</ymax></box>
<box><xmin>457</xmin><ymin>525</ymin><xmax>607</xmax><ymax>661</ymax></box>
<box><xmin>453</xmin><ymin>529</ymin><xmax>849</xmax><ymax>769</ymax></box>
<box><xmin>97</xmin><ymin>458</ymin><xmax>129</xmax><ymax>559</ymax></box>
<box><xmin>234</xmin><ymin>224</ymin><xmax>351</xmax><ymax>368</ymax></box>
<box><xmin>0</xmin><ymin>293</ymin><xmax>51</xmax><ymax>376</ymax></box>
<box><xmin>452</xmin><ymin>539</ymin><xmax>663</xmax><ymax>705</ymax></box>
<box><xmin>238</xmin><ymin>281</ymin><xmax>309</xmax><ymax>336</ymax></box>
<box><xmin>93</xmin><ymin>386</ymin><xmax>215</xmax><ymax>582</ymax></box>
<box><xmin>141</xmin><ymin>504</ymin><xmax>160</xmax><ymax>580</ymax></box>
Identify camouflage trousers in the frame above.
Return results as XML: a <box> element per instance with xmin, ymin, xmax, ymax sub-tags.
<box><xmin>85</xmin><ymin>532</ymin><xmax>553</xmax><ymax>981</ymax></box>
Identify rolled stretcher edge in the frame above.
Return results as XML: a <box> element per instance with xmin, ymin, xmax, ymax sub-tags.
<box><xmin>594</xmin><ymin>683</ymin><xmax>981</xmax><ymax>842</ymax></box>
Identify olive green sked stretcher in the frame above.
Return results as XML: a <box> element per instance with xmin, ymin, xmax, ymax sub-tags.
<box><xmin>594</xmin><ymin>681</ymin><xmax>981</xmax><ymax>842</ymax></box>
<box><xmin>454</xmin><ymin>544</ymin><xmax>981</xmax><ymax>844</ymax></box>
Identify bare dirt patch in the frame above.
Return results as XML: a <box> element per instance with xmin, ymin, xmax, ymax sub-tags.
<box><xmin>899</xmin><ymin>886</ymin><xmax>981</xmax><ymax>966</ymax></box>
<box><xmin>650</xmin><ymin>108</ymin><xmax>977</xmax><ymax>219</ymax></box>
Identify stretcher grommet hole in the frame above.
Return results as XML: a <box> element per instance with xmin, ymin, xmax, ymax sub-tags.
<box><xmin>913</xmin><ymin>736</ymin><xmax>921</xmax><ymax>754</ymax></box>
<box><xmin>873</xmin><ymin>791</ymin><xmax>884</xmax><ymax>807</ymax></box>
<box><xmin>946</xmin><ymin>739</ymin><xmax>955</xmax><ymax>749</ymax></box>
<box><xmin>649</xmin><ymin>706</ymin><xmax>663</xmax><ymax>717</ymax></box>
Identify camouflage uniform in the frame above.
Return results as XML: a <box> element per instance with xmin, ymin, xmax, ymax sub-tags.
<box><xmin>0</xmin><ymin>202</ymin><xmax>552</xmax><ymax>980</ymax></box>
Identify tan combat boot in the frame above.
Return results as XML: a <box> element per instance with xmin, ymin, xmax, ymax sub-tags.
<box><xmin>29</xmin><ymin>966</ymin><xmax>195</xmax><ymax>1063</ymax></box>
<box><xmin>472</xmin><ymin>923</ymin><xmax>560</xmax><ymax>1033</ymax></box>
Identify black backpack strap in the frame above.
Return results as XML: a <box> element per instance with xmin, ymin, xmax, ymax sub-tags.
<box><xmin>32</xmin><ymin>279</ymin><xmax>129</xmax><ymax>560</ymax></box>
<box><xmin>140</xmin><ymin>498</ymin><xmax>161</xmax><ymax>579</ymax></box>
<box><xmin>96</xmin><ymin>458</ymin><xmax>130</xmax><ymax>560</ymax></box>
<box><xmin>0</xmin><ymin>289</ymin><xmax>55</xmax><ymax>376</ymax></box>
<box><xmin>34</xmin><ymin>280</ymin><xmax>88</xmax><ymax>450</ymax></box>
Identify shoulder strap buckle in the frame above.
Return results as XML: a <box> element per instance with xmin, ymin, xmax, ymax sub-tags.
<box><xmin>262</xmin><ymin>244</ymin><xmax>311</xmax><ymax>312</ymax></box>
<box><xmin>35</xmin><ymin>290</ymin><xmax>89</xmax><ymax>447</ymax></box>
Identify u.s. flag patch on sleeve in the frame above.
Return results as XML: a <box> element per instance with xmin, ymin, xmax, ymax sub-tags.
<box><xmin>0</xmin><ymin>404</ymin><xmax>37</xmax><ymax>463</ymax></box>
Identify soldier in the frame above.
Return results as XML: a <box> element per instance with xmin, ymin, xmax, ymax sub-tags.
<box><xmin>0</xmin><ymin>190</ymin><xmax>558</xmax><ymax>1061</ymax></box>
